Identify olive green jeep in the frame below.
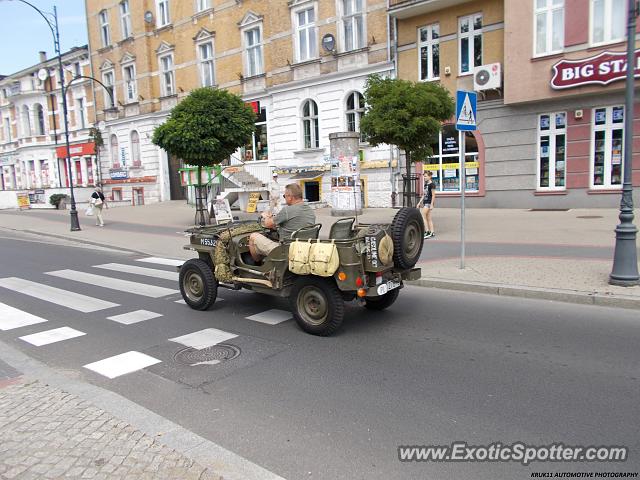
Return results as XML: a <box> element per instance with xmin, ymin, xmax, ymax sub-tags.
<box><xmin>178</xmin><ymin>207</ymin><xmax>424</xmax><ymax>336</ymax></box>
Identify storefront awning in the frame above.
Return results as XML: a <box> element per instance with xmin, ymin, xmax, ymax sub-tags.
<box><xmin>289</xmin><ymin>170</ymin><xmax>324</xmax><ymax>180</ymax></box>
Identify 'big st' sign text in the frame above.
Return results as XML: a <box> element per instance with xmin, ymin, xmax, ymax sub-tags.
<box><xmin>550</xmin><ymin>50</ymin><xmax>640</xmax><ymax>89</ymax></box>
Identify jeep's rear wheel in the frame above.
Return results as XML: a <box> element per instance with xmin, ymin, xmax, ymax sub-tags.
<box><xmin>290</xmin><ymin>277</ymin><xmax>344</xmax><ymax>336</ymax></box>
<box><xmin>363</xmin><ymin>288</ymin><xmax>400</xmax><ymax>311</ymax></box>
<box><xmin>391</xmin><ymin>207</ymin><xmax>424</xmax><ymax>270</ymax></box>
<box><xmin>179</xmin><ymin>258</ymin><xmax>218</xmax><ymax>310</ymax></box>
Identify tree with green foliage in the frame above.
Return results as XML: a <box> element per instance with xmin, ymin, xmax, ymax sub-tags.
<box><xmin>359</xmin><ymin>75</ymin><xmax>455</xmax><ymax>204</ymax></box>
<box><xmin>152</xmin><ymin>87</ymin><xmax>256</xmax><ymax>224</ymax></box>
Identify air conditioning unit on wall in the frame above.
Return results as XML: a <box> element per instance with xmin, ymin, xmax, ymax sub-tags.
<box><xmin>473</xmin><ymin>63</ymin><xmax>501</xmax><ymax>91</ymax></box>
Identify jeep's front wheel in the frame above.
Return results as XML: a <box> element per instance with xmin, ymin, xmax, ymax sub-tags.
<box><xmin>290</xmin><ymin>277</ymin><xmax>344</xmax><ymax>336</ymax></box>
<box><xmin>179</xmin><ymin>258</ymin><xmax>218</xmax><ymax>310</ymax></box>
<box><xmin>363</xmin><ymin>288</ymin><xmax>400</xmax><ymax>310</ymax></box>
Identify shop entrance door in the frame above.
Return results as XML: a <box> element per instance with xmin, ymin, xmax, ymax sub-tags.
<box><xmin>304</xmin><ymin>181</ymin><xmax>320</xmax><ymax>202</ymax></box>
<box><xmin>168</xmin><ymin>154</ymin><xmax>185</xmax><ymax>200</ymax></box>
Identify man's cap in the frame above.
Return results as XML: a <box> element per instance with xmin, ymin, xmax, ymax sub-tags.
<box><xmin>272</xmin><ymin>172</ymin><xmax>278</xmax><ymax>177</ymax></box>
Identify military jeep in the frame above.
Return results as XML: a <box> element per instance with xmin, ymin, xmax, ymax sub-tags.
<box><xmin>178</xmin><ymin>207</ymin><xmax>424</xmax><ymax>336</ymax></box>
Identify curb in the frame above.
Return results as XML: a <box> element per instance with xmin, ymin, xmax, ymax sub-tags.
<box><xmin>409</xmin><ymin>278</ymin><xmax>640</xmax><ymax>310</ymax></box>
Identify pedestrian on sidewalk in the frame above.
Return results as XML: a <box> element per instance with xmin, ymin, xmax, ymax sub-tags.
<box><xmin>90</xmin><ymin>186</ymin><xmax>108</xmax><ymax>227</ymax></box>
<box><xmin>421</xmin><ymin>171</ymin><xmax>436</xmax><ymax>239</ymax></box>
<box><xmin>262</xmin><ymin>171</ymin><xmax>282</xmax><ymax>220</ymax></box>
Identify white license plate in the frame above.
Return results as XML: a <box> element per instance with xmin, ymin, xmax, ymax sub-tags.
<box><xmin>376</xmin><ymin>280</ymin><xmax>401</xmax><ymax>295</ymax></box>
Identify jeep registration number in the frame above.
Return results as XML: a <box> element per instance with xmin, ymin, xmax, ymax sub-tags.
<box><xmin>199</xmin><ymin>237</ymin><xmax>218</xmax><ymax>247</ymax></box>
<box><xmin>376</xmin><ymin>280</ymin><xmax>401</xmax><ymax>296</ymax></box>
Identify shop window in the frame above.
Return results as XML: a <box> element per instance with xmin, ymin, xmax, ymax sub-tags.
<box><xmin>86</xmin><ymin>158</ymin><xmax>94</xmax><ymax>185</ymax></box>
<box><xmin>112</xmin><ymin>188</ymin><xmax>123</xmax><ymax>201</ymax></box>
<box><xmin>459</xmin><ymin>13</ymin><xmax>482</xmax><ymax>75</ymax></box>
<box><xmin>590</xmin><ymin>0</ymin><xmax>625</xmax><ymax>45</ymax></box>
<box><xmin>423</xmin><ymin>125</ymin><xmax>479</xmax><ymax>193</ymax></box>
<box><xmin>243</xmin><ymin>107</ymin><xmax>268</xmax><ymax>161</ymax></box>
<box><xmin>110</xmin><ymin>134</ymin><xmax>120</xmax><ymax>168</ymax></box>
<box><xmin>592</xmin><ymin>106</ymin><xmax>624</xmax><ymax>188</ymax></box>
<box><xmin>419</xmin><ymin>23</ymin><xmax>440</xmax><ymax>80</ymax></box>
<box><xmin>535</xmin><ymin>0</ymin><xmax>564</xmax><ymax>56</ymax></box>
<box><xmin>130</xmin><ymin>130</ymin><xmax>141</xmax><ymax>167</ymax></box>
<box><xmin>537</xmin><ymin>112</ymin><xmax>566</xmax><ymax>189</ymax></box>
<box><xmin>75</xmin><ymin>160</ymin><xmax>83</xmax><ymax>186</ymax></box>
<box><xmin>302</xmin><ymin>99</ymin><xmax>319</xmax><ymax>149</ymax></box>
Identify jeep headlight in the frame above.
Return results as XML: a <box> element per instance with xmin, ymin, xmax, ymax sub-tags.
<box><xmin>378</xmin><ymin>234</ymin><xmax>394</xmax><ymax>266</ymax></box>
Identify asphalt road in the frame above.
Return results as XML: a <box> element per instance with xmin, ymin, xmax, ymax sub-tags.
<box><xmin>0</xmin><ymin>231</ymin><xmax>638</xmax><ymax>480</ymax></box>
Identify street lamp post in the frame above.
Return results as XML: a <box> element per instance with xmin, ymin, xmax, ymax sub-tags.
<box><xmin>609</xmin><ymin>0</ymin><xmax>640</xmax><ymax>286</ymax></box>
<box><xmin>5</xmin><ymin>0</ymin><xmax>80</xmax><ymax>230</ymax></box>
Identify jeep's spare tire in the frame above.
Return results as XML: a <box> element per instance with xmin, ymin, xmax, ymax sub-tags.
<box><xmin>390</xmin><ymin>207</ymin><xmax>424</xmax><ymax>269</ymax></box>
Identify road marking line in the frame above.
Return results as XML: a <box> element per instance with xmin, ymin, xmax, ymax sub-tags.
<box><xmin>83</xmin><ymin>351</ymin><xmax>161</xmax><ymax>379</ymax></box>
<box><xmin>19</xmin><ymin>327</ymin><xmax>86</xmax><ymax>346</ymax></box>
<box><xmin>94</xmin><ymin>263</ymin><xmax>178</xmax><ymax>281</ymax></box>
<box><xmin>107</xmin><ymin>310</ymin><xmax>162</xmax><ymax>325</ymax></box>
<box><xmin>174</xmin><ymin>298</ymin><xmax>223</xmax><ymax>304</ymax></box>
<box><xmin>169</xmin><ymin>328</ymin><xmax>237</xmax><ymax>350</ymax></box>
<box><xmin>0</xmin><ymin>277</ymin><xmax>119</xmax><ymax>312</ymax></box>
<box><xmin>136</xmin><ymin>257</ymin><xmax>184</xmax><ymax>267</ymax></box>
<box><xmin>246</xmin><ymin>309</ymin><xmax>292</xmax><ymax>325</ymax></box>
<box><xmin>0</xmin><ymin>301</ymin><xmax>48</xmax><ymax>330</ymax></box>
<box><xmin>46</xmin><ymin>270</ymin><xmax>178</xmax><ymax>298</ymax></box>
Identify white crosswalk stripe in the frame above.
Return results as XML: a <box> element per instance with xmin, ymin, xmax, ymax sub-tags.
<box><xmin>246</xmin><ymin>309</ymin><xmax>292</xmax><ymax>325</ymax></box>
<box><xmin>83</xmin><ymin>351</ymin><xmax>162</xmax><ymax>379</ymax></box>
<box><xmin>136</xmin><ymin>257</ymin><xmax>184</xmax><ymax>267</ymax></box>
<box><xmin>94</xmin><ymin>263</ymin><xmax>179</xmax><ymax>281</ymax></box>
<box><xmin>0</xmin><ymin>301</ymin><xmax>48</xmax><ymax>331</ymax></box>
<box><xmin>169</xmin><ymin>328</ymin><xmax>237</xmax><ymax>350</ymax></box>
<box><xmin>46</xmin><ymin>270</ymin><xmax>178</xmax><ymax>298</ymax></box>
<box><xmin>0</xmin><ymin>277</ymin><xmax>119</xmax><ymax>312</ymax></box>
<box><xmin>107</xmin><ymin>310</ymin><xmax>162</xmax><ymax>325</ymax></box>
<box><xmin>19</xmin><ymin>327</ymin><xmax>86</xmax><ymax>346</ymax></box>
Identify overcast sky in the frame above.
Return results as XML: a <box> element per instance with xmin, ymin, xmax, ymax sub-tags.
<box><xmin>0</xmin><ymin>0</ymin><xmax>88</xmax><ymax>76</ymax></box>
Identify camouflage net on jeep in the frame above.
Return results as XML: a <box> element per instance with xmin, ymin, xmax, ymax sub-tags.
<box><xmin>213</xmin><ymin>223</ymin><xmax>264</xmax><ymax>283</ymax></box>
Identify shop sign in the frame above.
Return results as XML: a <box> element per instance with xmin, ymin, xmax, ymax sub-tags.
<box><xmin>246</xmin><ymin>101</ymin><xmax>260</xmax><ymax>113</ymax></box>
<box><xmin>551</xmin><ymin>50</ymin><xmax>640</xmax><ymax>89</ymax></box>
<box><xmin>56</xmin><ymin>142</ymin><xmax>96</xmax><ymax>159</ymax></box>
<box><xmin>110</xmin><ymin>168</ymin><xmax>128</xmax><ymax>180</ymax></box>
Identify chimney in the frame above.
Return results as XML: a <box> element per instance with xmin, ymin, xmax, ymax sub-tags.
<box><xmin>39</xmin><ymin>51</ymin><xmax>47</xmax><ymax>62</ymax></box>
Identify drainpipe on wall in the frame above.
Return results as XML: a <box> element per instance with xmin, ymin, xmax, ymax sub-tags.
<box><xmin>389</xmin><ymin>15</ymin><xmax>400</xmax><ymax>202</ymax></box>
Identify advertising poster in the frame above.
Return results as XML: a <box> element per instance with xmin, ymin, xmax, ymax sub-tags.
<box><xmin>16</xmin><ymin>192</ymin><xmax>31</xmax><ymax>209</ymax></box>
<box><xmin>330</xmin><ymin>155</ymin><xmax>361</xmax><ymax>211</ymax></box>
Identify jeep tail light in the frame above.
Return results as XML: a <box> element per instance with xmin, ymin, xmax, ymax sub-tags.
<box><xmin>357</xmin><ymin>288</ymin><xmax>367</xmax><ymax>298</ymax></box>
<box><xmin>355</xmin><ymin>276</ymin><xmax>364</xmax><ymax>287</ymax></box>
<box><xmin>338</xmin><ymin>272</ymin><xmax>347</xmax><ymax>281</ymax></box>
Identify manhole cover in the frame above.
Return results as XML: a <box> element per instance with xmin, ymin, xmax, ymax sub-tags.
<box><xmin>173</xmin><ymin>344</ymin><xmax>241</xmax><ymax>366</ymax></box>
<box><xmin>576</xmin><ymin>215</ymin><xmax>604</xmax><ymax>219</ymax></box>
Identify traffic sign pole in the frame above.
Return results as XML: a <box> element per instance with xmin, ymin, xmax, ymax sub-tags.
<box><xmin>455</xmin><ymin>90</ymin><xmax>477</xmax><ymax>270</ymax></box>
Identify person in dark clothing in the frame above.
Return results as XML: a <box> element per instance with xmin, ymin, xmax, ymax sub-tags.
<box><xmin>421</xmin><ymin>171</ymin><xmax>436</xmax><ymax>239</ymax></box>
<box><xmin>90</xmin><ymin>186</ymin><xmax>108</xmax><ymax>227</ymax></box>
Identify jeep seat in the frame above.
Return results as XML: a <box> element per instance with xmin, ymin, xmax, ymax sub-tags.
<box><xmin>289</xmin><ymin>223</ymin><xmax>322</xmax><ymax>241</ymax></box>
<box><xmin>329</xmin><ymin>217</ymin><xmax>356</xmax><ymax>239</ymax></box>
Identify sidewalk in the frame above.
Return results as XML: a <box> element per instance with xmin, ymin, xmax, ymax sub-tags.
<box><xmin>1</xmin><ymin>201</ymin><xmax>639</xmax><ymax>309</ymax></box>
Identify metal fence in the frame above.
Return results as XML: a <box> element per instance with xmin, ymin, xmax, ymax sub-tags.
<box><xmin>401</xmin><ymin>174</ymin><xmax>422</xmax><ymax>208</ymax></box>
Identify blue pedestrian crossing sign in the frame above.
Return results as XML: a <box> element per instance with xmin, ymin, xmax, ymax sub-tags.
<box><xmin>455</xmin><ymin>90</ymin><xmax>477</xmax><ymax>131</ymax></box>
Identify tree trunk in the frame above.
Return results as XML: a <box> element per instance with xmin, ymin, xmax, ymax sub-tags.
<box><xmin>196</xmin><ymin>165</ymin><xmax>206</xmax><ymax>226</ymax></box>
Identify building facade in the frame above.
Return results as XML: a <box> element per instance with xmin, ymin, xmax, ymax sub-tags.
<box><xmin>0</xmin><ymin>47</ymin><xmax>98</xmax><ymax>209</ymax></box>
<box><xmin>85</xmin><ymin>0</ymin><xmax>396</xmax><ymax>207</ymax></box>
<box><xmin>390</xmin><ymin>0</ymin><xmax>639</xmax><ymax>208</ymax></box>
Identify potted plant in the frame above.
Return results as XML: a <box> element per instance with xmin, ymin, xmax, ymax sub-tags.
<box><xmin>49</xmin><ymin>193</ymin><xmax>68</xmax><ymax>209</ymax></box>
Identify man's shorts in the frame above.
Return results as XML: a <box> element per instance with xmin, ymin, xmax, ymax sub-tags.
<box><xmin>252</xmin><ymin>233</ymin><xmax>279</xmax><ymax>257</ymax></box>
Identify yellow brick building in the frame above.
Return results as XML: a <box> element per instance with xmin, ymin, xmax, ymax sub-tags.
<box><xmin>86</xmin><ymin>0</ymin><xmax>396</xmax><ymax>206</ymax></box>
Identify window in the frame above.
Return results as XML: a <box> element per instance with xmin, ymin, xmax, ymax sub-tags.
<box><xmin>535</xmin><ymin>0</ymin><xmax>564</xmax><ymax>56</ymax></box>
<box><xmin>423</xmin><ymin>126</ymin><xmax>479</xmax><ymax>192</ymax></box>
<box><xmin>77</xmin><ymin>98</ymin><xmax>86</xmax><ymax>129</ymax></box>
<box><xmin>99</xmin><ymin>10</ymin><xmax>111</xmax><ymax>47</ymax></box>
<box><xmin>419</xmin><ymin>24</ymin><xmax>440</xmax><ymax>80</ymax></box>
<box><xmin>123</xmin><ymin>64</ymin><xmax>137</xmax><ymax>102</ymax></box>
<box><xmin>243</xmin><ymin>107</ymin><xmax>268</xmax><ymax>161</ymax></box>
<box><xmin>591</xmin><ymin>0</ymin><xmax>625</xmax><ymax>45</ymax></box>
<box><xmin>156</xmin><ymin>0</ymin><xmax>170</xmax><ymax>27</ymax></box>
<box><xmin>130</xmin><ymin>130</ymin><xmax>141</xmax><ymax>167</ymax></box>
<box><xmin>302</xmin><ymin>99</ymin><xmax>319</xmax><ymax>149</ymax></box>
<box><xmin>346</xmin><ymin>92</ymin><xmax>365</xmax><ymax>141</ymax></box>
<box><xmin>102</xmin><ymin>70</ymin><xmax>115</xmax><ymax>108</ymax></box>
<box><xmin>3</xmin><ymin>117</ymin><xmax>11</xmax><ymax>142</ymax></box>
<box><xmin>33</xmin><ymin>104</ymin><xmax>45</xmax><ymax>135</ymax></box>
<box><xmin>22</xmin><ymin>105</ymin><xmax>31</xmax><ymax>137</ymax></box>
<box><xmin>537</xmin><ymin>112</ymin><xmax>566</xmax><ymax>189</ymax></box>
<box><xmin>295</xmin><ymin>7</ymin><xmax>317</xmax><ymax>62</ymax></box>
<box><xmin>112</xmin><ymin>188</ymin><xmax>123</xmax><ymax>201</ymax></box>
<box><xmin>159</xmin><ymin>55</ymin><xmax>175</xmax><ymax>96</ymax></box>
<box><xmin>244</xmin><ymin>28</ymin><xmax>263</xmax><ymax>77</ymax></box>
<box><xmin>120</xmin><ymin>1</ymin><xmax>132</xmax><ymax>39</ymax></box>
<box><xmin>459</xmin><ymin>14</ymin><xmax>482</xmax><ymax>75</ymax></box>
<box><xmin>342</xmin><ymin>0</ymin><xmax>365</xmax><ymax>51</ymax></box>
<box><xmin>198</xmin><ymin>42</ymin><xmax>215</xmax><ymax>87</ymax></box>
<box><xmin>592</xmin><ymin>106</ymin><xmax>624</xmax><ymax>188</ymax></box>
<box><xmin>110</xmin><ymin>134</ymin><xmax>120</xmax><ymax>168</ymax></box>
<box><xmin>196</xmin><ymin>0</ymin><xmax>211</xmax><ymax>13</ymax></box>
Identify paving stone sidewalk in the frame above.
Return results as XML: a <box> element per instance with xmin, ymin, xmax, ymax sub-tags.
<box><xmin>0</xmin><ymin>377</ymin><xmax>222</xmax><ymax>480</ymax></box>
